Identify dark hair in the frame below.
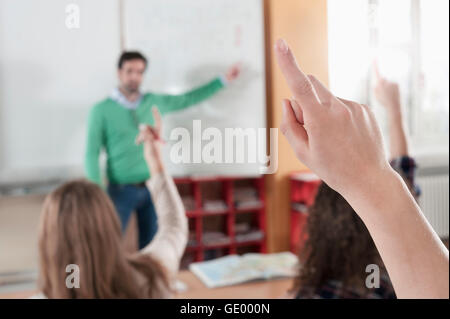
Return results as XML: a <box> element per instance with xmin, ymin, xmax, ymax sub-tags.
<box><xmin>118</xmin><ymin>51</ymin><xmax>147</xmax><ymax>69</ymax></box>
<box><xmin>291</xmin><ymin>182</ymin><xmax>389</xmax><ymax>298</ymax></box>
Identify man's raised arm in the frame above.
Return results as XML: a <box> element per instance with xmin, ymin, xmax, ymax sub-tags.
<box><xmin>154</xmin><ymin>64</ymin><xmax>241</xmax><ymax>115</ymax></box>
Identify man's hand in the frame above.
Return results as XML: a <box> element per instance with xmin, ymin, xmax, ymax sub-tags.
<box><xmin>136</xmin><ymin>107</ymin><xmax>164</xmax><ymax>174</ymax></box>
<box><xmin>275</xmin><ymin>38</ymin><xmax>392</xmax><ymax>198</ymax></box>
<box><xmin>225</xmin><ymin>63</ymin><xmax>241</xmax><ymax>83</ymax></box>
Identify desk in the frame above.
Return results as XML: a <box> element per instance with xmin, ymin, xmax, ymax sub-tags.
<box><xmin>0</xmin><ymin>270</ymin><xmax>294</xmax><ymax>299</ymax></box>
<box><xmin>175</xmin><ymin>270</ymin><xmax>293</xmax><ymax>299</ymax></box>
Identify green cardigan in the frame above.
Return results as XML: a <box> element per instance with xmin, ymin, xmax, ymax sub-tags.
<box><xmin>85</xmin><ymin>77</ymin><xmax>224</xmax><ymax>187</ymax></box>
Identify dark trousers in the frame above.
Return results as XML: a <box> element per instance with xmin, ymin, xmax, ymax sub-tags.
<box><xmin>107</xmin><ymin>183</ymin><xmax>158</xmax><ymax>249</ymax></box>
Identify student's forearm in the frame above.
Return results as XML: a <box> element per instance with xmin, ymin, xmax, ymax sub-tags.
<box><xmin>147</xmin><ymin>153</ymin><xmax>164</xmax><ymax>175</ymax></box>
<box><xmin>387</xmin><ymin>107</ymin><xmax>409</xmax><ymax>159</ymax></box>
<box><xmin>142</xmin><ymin>170</ymin><xmax>188</xmax><ymax>276</ymax></box>
<box><xmin>344</xmin><ymin>168</ymin><xmax>449</xmax><ymax>299</ymax></box>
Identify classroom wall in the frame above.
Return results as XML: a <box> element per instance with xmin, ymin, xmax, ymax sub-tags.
<box><xmin>264</xmin><ymin>0</ymin><xmax>329</xmax><ymax>253</ymax></box>
<box><xmin>0</xmin><ymin>195</ymin><xmax>44</xmax><ymax>273</ymax></box>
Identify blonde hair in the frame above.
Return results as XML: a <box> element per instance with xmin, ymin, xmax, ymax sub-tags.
<box><xmin>38</xmin><ymin>179</ymin><xmax>170</xmax><ymax>298</ymax></box>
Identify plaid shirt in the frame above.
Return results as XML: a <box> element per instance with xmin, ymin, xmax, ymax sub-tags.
<box><xmin>296</xmin><ymin>156</ymin><xmax>419</xmax><ymax>299</ymax></box>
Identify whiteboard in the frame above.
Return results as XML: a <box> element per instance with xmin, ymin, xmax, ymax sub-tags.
<box><xmin>0</xmin><ymin>0</ymin><xmax>121</xmax><ymax>186</ymax></box>
<box><xmin>124</xmin><ymin>0</ymin><xmax>267</xmax><ymax>177</ymax></box>
<box><xmin>0</xmin><ymin>0</ymin><xmax>266</xmax><ymax>186</ymax></box>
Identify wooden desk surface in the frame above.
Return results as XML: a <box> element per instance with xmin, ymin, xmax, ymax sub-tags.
<box><xmin>0</xmin><ymin>270</ymin><xmax>293</xmax><ymax>299</ymax></box>
<box><xmin>174</xmin><ymin>270</ymin><xmax>293</xmax><ymax>299</ymax></box>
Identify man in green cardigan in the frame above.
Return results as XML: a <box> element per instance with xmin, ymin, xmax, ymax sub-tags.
<box><xmin>85</xmin><ymin>51</ymin><xmax>240</xmax><ymax>249</ymax></box>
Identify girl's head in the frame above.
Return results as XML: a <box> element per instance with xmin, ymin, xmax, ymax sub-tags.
<box><xmin>38</xmin><ymin>179</ymin><xmax>168</xmax><ymax>298</ymax></box>
<box><xmin>292</xmin><ymin>182</ymin><xmax>384</xmax><ymax>297</ymax></box>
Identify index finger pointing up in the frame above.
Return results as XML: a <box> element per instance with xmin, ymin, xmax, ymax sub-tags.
<box><xmin>275</xmin><ymin>39</ymin><xmax>320</xmax><ymax>109</ymax></box>
<box><xmin>152</xmin><ymin>106</ymin><xmax>162</xmax><ymax>134</ymax></box>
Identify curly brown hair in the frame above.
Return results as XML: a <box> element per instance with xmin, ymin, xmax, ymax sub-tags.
<box><xmin>291</xmin><ymin>182</ymin><xmax>390</xmax><ymax>298</ymax></box>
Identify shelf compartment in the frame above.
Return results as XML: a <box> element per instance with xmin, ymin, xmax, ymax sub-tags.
<box><xmin>175</xmin><ymin>175</ymin><xmax>266</xmax><ymax>264</ymax></box>
<box><xmin>289</xmin><ymin>171</ymin><xmax>320</xmax><ymax>253</ymax></box>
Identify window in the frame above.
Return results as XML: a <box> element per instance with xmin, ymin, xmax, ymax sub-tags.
<box><xmin>327</xmin><ymin>0</ymin><xmax>449</xmax><ymax>164</ymax></box>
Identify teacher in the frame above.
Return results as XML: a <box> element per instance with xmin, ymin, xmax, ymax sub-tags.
<box><xmin>85</xmin><ymin>51</ymin><xmax>240</xmax><ymax>249</ymax></box>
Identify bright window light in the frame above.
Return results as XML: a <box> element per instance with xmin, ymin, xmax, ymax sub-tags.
<box><xmin>327</xmin><ymin>0</ymin><xmax>449</xmax><ymax>161</ymax></box>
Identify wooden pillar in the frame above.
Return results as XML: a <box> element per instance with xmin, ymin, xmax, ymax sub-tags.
<box><xmin>264</xmin><ymin>0</ymin><xmax>329</xmax><ymax>252</ymax></box>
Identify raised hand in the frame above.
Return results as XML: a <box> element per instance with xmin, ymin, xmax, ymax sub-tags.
<box><xmin>136</xmin><ymin>106</ymin><xmax>164</xmax><ymax>174</ymax></box>
<box><xmin>373</xmin><ymin>62</ymin><xmax>409</xmax><ymax>158</ymax></box>
<box><xmin>373</xmin><ymin>62</ymin><xmax>402</xmax><ymax>117</ymax></box>
<box><xmin>275</xmin><ymin>38</ymin><xmax>392</xmax><ymax>198</ymax></box>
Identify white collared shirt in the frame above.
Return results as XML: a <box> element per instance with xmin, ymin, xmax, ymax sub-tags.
<box><xmin>110</xmin><ymin>87</ymin><xmax>143</xmax><ymax>110</ymax></box>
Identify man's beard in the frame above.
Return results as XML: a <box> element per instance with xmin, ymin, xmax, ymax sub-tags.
<box><xmin>124</xmin><ymin>83</ymin><xmax>140</xmax><ymax>94</ymax></box>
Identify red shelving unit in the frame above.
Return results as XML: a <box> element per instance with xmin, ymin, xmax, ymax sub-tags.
<box><xmin>175</xmin><ymin>175</ymin><xmax>266</xmax><ymax>268</ymax></box>
<box><xmin>289</xmin><ymin>171</ymin><xmax>321</xmax><ymax>254</ymax></box>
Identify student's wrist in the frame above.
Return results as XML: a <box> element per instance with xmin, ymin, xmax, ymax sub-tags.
<box><xmin>146</xmin><ymin>166</ymin><xmax>168</xmax><ymax>192</ymax></box>
<box><xmin>342</xmin><ymin>165</ymin><xmax>405</xmax><ymax>219</ymax></box>
<box><xmin>386</xmin><ymin>103</ymin><xmax>403</xmax><ymax>122</ymax></box>
<box><xmin>145</xmin><ymin>150</ymin><xmax>164</xmax><ymax>174</ymax></box>
<box><xmin>148</xmin><ymin>158</ymin><xmax>164</xmax><ymax>175</ymax></box>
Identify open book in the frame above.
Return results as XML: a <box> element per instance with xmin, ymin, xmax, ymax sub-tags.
<box><xmin>189</xmin><ymin>252</ymin><xmax>299</xmax><ymax>288</ymax></box>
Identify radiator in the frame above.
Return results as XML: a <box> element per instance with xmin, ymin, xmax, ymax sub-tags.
<box><xmin>416</xmin><ymin>173</ymin><xmax>449</xmax><ymax>238</ymax></box>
